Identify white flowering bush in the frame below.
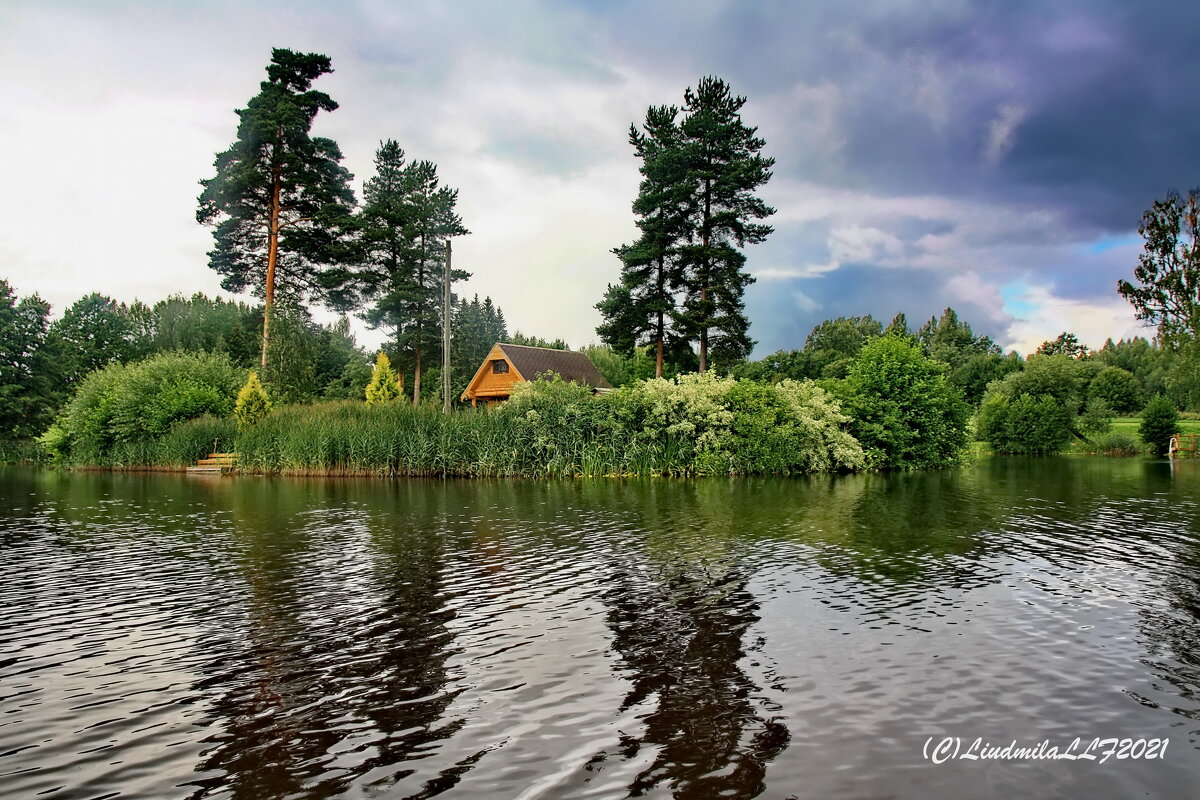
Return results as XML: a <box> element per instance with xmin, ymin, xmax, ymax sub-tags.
<box><xmin>491</xmin><ymin>370</ymin><xmax>864</xmax><ymax>476</ymax></box>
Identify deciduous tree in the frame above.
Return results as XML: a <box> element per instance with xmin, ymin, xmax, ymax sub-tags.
<box><xmin>1119</xmin><ymin>190</ymin><xmax>1200</xmax><ymax>347</ymax></box>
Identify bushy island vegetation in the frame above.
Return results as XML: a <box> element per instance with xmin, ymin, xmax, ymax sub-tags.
<box><xmin>6</xmin><ymin>49</ymin><xmax>1199</xmax><ymax>474</ymax></box>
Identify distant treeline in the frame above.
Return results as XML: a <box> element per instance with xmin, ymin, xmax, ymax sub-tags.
<box><xmin>735</xmin><ymin>308</ymin><xmax>1198</xmax><ymax>414</ymax></box>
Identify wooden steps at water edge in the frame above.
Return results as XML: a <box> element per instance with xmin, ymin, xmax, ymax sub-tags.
<box><xmin>187</xmin><ymin>453</ymin><xmax>238</xmax><ymax>475</ymax></box>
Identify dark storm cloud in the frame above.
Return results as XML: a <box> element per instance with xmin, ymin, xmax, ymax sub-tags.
<box><xmin>587</xmin><ymin>0</ymin><xmax>1200</xmax><ymax>231</ymax></box>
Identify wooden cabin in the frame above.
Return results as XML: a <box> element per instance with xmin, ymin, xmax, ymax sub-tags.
<box><xmin>461</xmin><ymin>343</ymin><xmax>613</xmax><ymax>406</ymax></box>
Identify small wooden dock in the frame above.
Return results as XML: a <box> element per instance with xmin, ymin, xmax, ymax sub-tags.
<box><xmin>1169</xmin><ymin>435</ymin><xmax>1198</xmax><ymax>458</ymax></box>
<box><xmin>187</xmin><ymin>452</ymin><xmax>238</xmax><ymax>474</ymax></box>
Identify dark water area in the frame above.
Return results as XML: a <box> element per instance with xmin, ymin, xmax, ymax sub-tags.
<box><xmin>1</xmin><ymin>459</ymin><xmax>1198</xmax><ymax>799</ymax></box>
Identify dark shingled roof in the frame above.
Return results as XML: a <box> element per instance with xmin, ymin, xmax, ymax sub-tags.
<box><xmin>497</xmin><ymin>344</ymin><xmax>613</xmax><ymax>389</ymax></box>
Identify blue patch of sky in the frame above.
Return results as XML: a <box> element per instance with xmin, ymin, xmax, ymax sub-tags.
<box><xmin>1000</xmin><ymin>279</ymin><xmax>1036</xmax><ymax>318</ymax></box>
<box><xmin>1086</xmin><ymin>234</ymin><xmax>1141</xmax><ymax>254</ymax></box>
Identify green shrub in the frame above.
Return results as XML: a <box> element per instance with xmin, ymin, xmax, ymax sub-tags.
<box><xmin>1140</xmin><ymin>395</ymin><xmax>1179</xmax><ymax>456</ymax></box>
<box><xmin>1088</xmin><ymin>366</ymin><xmax>1143</xmax><ymax>414</ymax></box>
<box><xmin>324</xmin><ymin>358</ymin><xmax>373</xmax><ymax>400</ymax></box>
<box><xmin>234</xmin><ymin>371</ymin><xmax>272</xmax><ymax>430</ymax></box>
<box><xmin>365</xmin><ymin>352</ymin><xmax>401</xmax><ymax>405</ymax></box>
<box><xmin>995</xmin><ymin>354</ymin><xmax>1091</xmax><ymax>405</ymax></box>
<box><xmin>976</xmin><ymin>392</ymin><xmax>1074</xmax><ymax>454</ymax></box>
<box><xmin>1078</xmin><ymin>397</ymin><xmax>1113</xmax><ymax>436</ymax></box>
<box><xmin>53</xmin><ymin>350</ymin><xmax>243</xmax><ymax>463</ymax></box>
<box><xmin>833</xmin><ymin>335</ymin><xmax>970</xmax><ymax>469</ymax></box>
<box><xmin>230</xmin><ymin>373</ymin><xmax>865</xmax><ymax>477</ymax></box>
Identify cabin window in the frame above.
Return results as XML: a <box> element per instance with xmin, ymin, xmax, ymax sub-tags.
<box><xmin>491</xmin><ymin>359</ymin><xmax>509</xmax><ymax>374</ymax></box>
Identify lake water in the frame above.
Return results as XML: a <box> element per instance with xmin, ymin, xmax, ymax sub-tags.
<box><xmin>1</xmin><ymin>460</ymin><xmax>1198</xmax><ymax>799</ymax></box>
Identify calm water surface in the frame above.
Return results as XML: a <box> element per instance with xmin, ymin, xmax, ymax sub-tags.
<box><xmin>1</xmin><ymin>459</ymin><xmax>1198</xmax><ymax>799</ymax></box>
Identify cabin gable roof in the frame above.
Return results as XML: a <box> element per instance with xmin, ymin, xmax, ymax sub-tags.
<box><xmin>460</xmin><ymin>343</ymin><xmax>612</xmax><ymax>401</ymax></box>
<box><xmin>495</xmin><ymin>344</ymin><xmax>613</xmax><ymax>389</ymax></box>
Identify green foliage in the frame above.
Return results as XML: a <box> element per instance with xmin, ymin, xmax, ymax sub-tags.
<box><xmin>1085</xmin><ymin>430</ymin><xmax>1142</xmax><ymax>456</ymax></box>
<box><xmin>365</xmin><ymin>352</ymin><xmax>401</xmax><ymax>405</ymax></box>
<box><xmin>917</xmin><ymin>308</ymin><xmax>1001</xmax><ymax>365</ymax></box>
<box><xmin>834</xmin><ymin>335</ymin><xmax>970</xmax><ymax>469</ymax></box>
<box><xmin>146</xmin><ymin>293</ymin><xmax>261</xmax><ymax>365</ymax></box>
<box><xmin>47</xmin><ymin>293</ymin><xmax>145</xmax><ymax>389</ymax></box>
<box><xmin>603</xmin><ymin>76</ymin><xmax>773</xmax><ymax>372</ymax></box>
<box><xmin>951</xmin><ymin>351</ymin><xmax>1023</xmax><ymax>406</ymax></box>
<box><xmin>972</xmin><ymin>352</ymin><xmax>1109</xmax><ymax>453</ymax></box>
<box><xmin>805</xmin><ymin>315</ymin><xmax>882</xmax><ymax>357</ymax></box>
<box><xmin>675</xmin><ymin>77</ymin><xmax>774</xmax><ymax>370</ymax></box>
<box><xmin>732</xmin><ymin>349</ymin><xmax>809</xmax><ymax>383</ymax></box>
<box><xmin>598</xmin><ymin>104</ymin><xmax>690</xmax><ymax>377</ymax></box>
<box><xmin>234</xmin><ymin>371</ymin><xmax>272</xmax><ymax>430</ymax></box>
<box><xmin>1118</xmin><ymin>190</ymin><xmax>1200</xmax><ymax>349</ymax></box>
<box><xmin>356</xmin><ymin>142</ymin><xmax>470</xmax><ymax>402</ymax></box>
<box><xmin>257</xmin><ymin>305</ymin><xmax>365</xmax><ymax>403</ymax></box>
<box><xmin>1036</xmin><ymin>331</ymin><xmax>1089</xmax><ymax>358</ymax></box>
<box><xmin>1078</xmin><ymin>397</ymin><xmax>1113</xmax><ymax>436</ymax></box>
<box><xmin>577</xmin><ymin>344</ymin><xmax>655</xmax><ymax>388</ymax></box>
<box><xmin>1140</xmin><ymin>395</ymin><xmax>1179</xmax><ymax>456</ymax></box>
<box><xmin>990</xmin><ymin>354</ymin><xmax>1091</xmax><ymax>406</ymax></box>
<box><xmin>0</xmin><ymin>279</ymin><xmax>56</xmax><ymax>440</ymax></box>
<box><xmin>53</xmin><ymin>351</ymin><xmax>243</xmax><ymax>463</ymax></box>
<box><xmin>497</xmin><ymin>372</ymin><xmax>864</xmax><ymax>475</ymax></box>
<box><xmin>227</xmin><ymin>372</ymin><xmax>864</xmax><ymax>477</ymax></box>
<box><xmin>975</xmin><ymin>393</ymin><xmax>1074</xmax><ymax>454</ymax></box>
<box><xmin>324</xmin><ymin>357</ymin><xmax>373</xmax><ymax>400</ymax></box>
<box><xmin>1088</xmin><ymin>366</ymin><xmax>1143</xmax><ymax>414</ymax></box>
<box><xmin>507</xmin><ymin>331</ymin><xmax>568</xmax><ymax>350</ymax></box>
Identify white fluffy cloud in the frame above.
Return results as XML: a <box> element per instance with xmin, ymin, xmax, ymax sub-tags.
<box><xmin>1001</xmin><ymin>283</ymin><xmax>1145</xmax><ymax>356</ymax></box>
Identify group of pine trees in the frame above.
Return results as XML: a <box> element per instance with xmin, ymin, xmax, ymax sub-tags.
<box><xmin>197</xmin><ymin>48</ymin><xmax>470</xmax><ymax>406</ymax></box>
<box><xmin>596</xmin><ymin>77</ymin><xmax>775</xmax><ymax>377</ymax></box>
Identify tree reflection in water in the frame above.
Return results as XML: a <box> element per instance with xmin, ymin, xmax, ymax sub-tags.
<box><xmin>181</xmin><ymin>479</ymin><xmax>468</xmax><ymax>798</ymax></box>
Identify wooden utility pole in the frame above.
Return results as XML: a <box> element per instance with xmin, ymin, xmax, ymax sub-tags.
<box><xmin>442</xmin><ymin>240</ymin><xmax>452</xmax><ymax>413</ymax></box>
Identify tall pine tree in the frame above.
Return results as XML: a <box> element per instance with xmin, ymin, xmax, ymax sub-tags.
<box><xmin>399</xmin><ymin>160</ymin><xmax>469</xmax><ymax>403</ymax></box>
<box><xmin>600</xmin><ymin>77</ymin><xmax>774</xmax><ymax>374</ymax></box>
<box><xmin>675</xmin><ymin>77</ymin><xmax>774</xmax><ymax>372</ymax></box>
<box><xmin>597</xmin><ymin>105</ymin><xmax>690</xmax><ymax>378</ymax></box>
<box><xmin>356</xmin><ymin>146</ymin><xmax>469</xmax><ymax>404</ymax></box>
<box><xmin>357</xmin><ymin>141</ymin><xmax>412</xmax><ymax>355</ymax></box>
<box><xmin>197</xmin><ymin>48</ymin><xmax>356</xmax><ymax>369</ymax></box>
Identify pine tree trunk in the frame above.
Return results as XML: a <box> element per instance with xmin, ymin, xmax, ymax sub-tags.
<box><xmin>655</xmin><ymin>251</ymin><xmax>666</xmax><ymax>379</ymax></box>
<box><xmin>656</xmin><ymin>310</ymin><xmax>664</xmax><ymax>379</ymax></box>
<box><xmin>261</xmin><ymin>167</ymin><xmax>282</xmax><ymax>370</ymax></box>
<box><xmin>413</xmin><ymin>346</ymin><xmax>422</xmax><ymax>405</ymax></box>
<box><xmin>698</xmin><ymin>181</ymin><xmax>711</xmax><ymax>373</ymax></box>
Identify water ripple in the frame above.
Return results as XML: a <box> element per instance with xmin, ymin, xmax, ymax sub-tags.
<box><xmin>1</xmin><ymin>461</ymin><xmax>1198</xmax><ymax>798</ymax></box>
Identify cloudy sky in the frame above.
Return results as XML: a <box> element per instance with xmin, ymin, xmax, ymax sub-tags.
<box><xmin>2</xmin><ymin>0</ymin><xmax>1193</xmax><ymax>356</ymax></box>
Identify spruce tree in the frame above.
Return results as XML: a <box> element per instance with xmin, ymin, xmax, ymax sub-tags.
<box><xmin>675</xmin><ymin>77</ymin><xmax>775</xmax><ymax>372</ymax></box>
<box><xmin>197</xmin><ymin>48</ymin><xmax>356</xmax><ymax>369</ymax></box>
